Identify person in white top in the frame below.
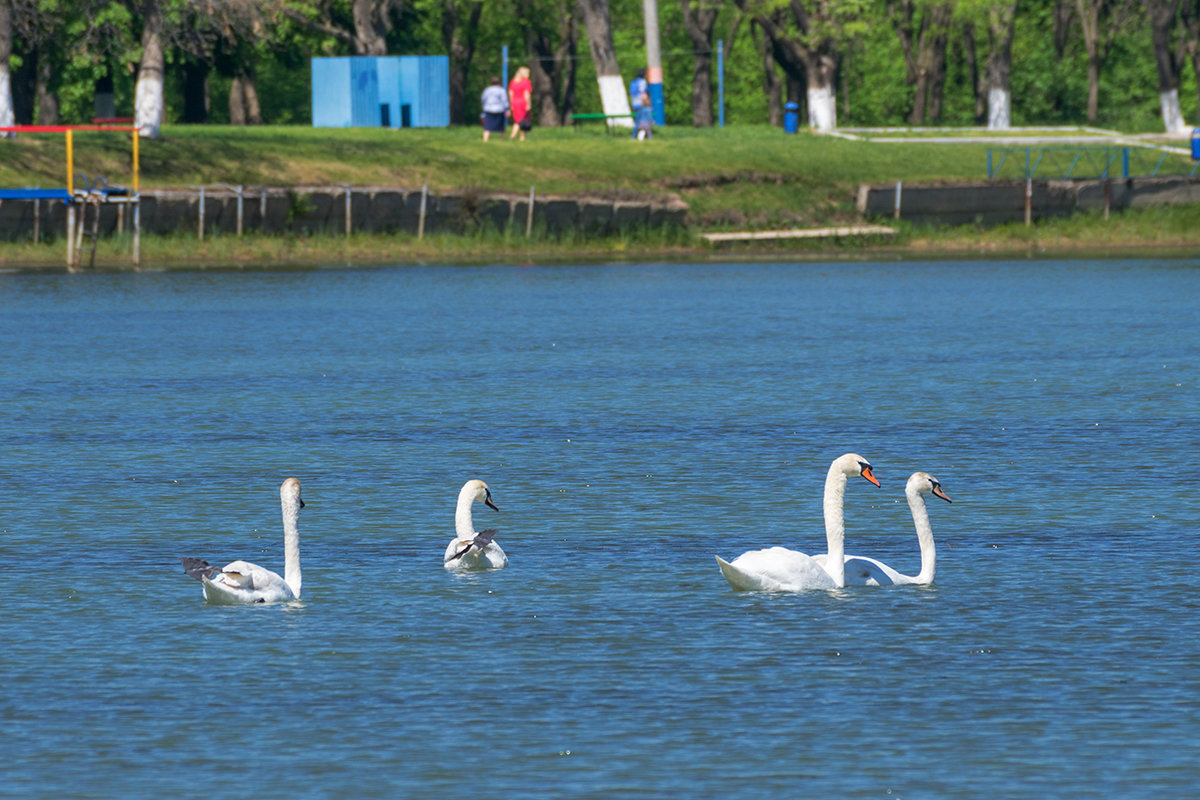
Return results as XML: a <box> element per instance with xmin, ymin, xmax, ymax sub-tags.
<box><xmin>480</xmin><ymin>76</ymin><xmax>509</xmax><ymax>142</ymax></box>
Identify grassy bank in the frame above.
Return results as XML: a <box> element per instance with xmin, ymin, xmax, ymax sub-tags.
<box><xmin>1</xmin><ymin>124</ymin><xmax>1197</xmax><ymax>267</ymax></box>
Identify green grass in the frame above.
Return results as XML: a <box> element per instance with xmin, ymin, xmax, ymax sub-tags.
<box><xmin>1</xmin><ymin>124</ymin><xmax>1197</xmax><ymax>267</ymax></box>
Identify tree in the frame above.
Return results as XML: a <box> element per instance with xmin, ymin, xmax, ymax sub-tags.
<box><xmin>681</xmin><ymin>0</ymin><xmax>720</xmax><ymax>126</ymax></box>
<box><xmin>889</xmin><ymin>0</ymin><xmax>952</xmax><ymax>124</ymax></box>
<box><xmin>135</xmin><ymin>0</ymin><xmax>164</xmax><ymax>137</ymax></box>
<box><xmin>577</xmin><ymin>0</ymin><xmax>628</xmax><ymax>117</ymax></box>
<box><xmin>518</xmin><ymin>0</ymin><xmax>579</xmax><ymax>126</ymax></box>
<box><xmin>438</xmin><ymin>0</ymin><xmax>484</xmax><ymax>125</ymax></box>
<box><xmin>1145</xmin><ymin>0</ymin><xmax>1186</xmax><ymax>131</ymax></box>
<box><xmin>283</xmin><ymin>0</ymin><xmax>404</xmax><ymax>56</ymax></box>
<box><xmin>0</xmin><ymin>0</ymin><xmax>13</xmax><ymax>135</ymax></box>
<box><xmin>735</xmin><ymin>0</ymin><xmax>870</xmax><ymax>131</ymax></box>
<box><xmin>1075</xmin><ymin>0</ymin><xmax>1137</xmax><ymax>121</ymax></box>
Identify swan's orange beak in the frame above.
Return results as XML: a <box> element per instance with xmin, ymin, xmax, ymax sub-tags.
<box><xmin>861</xmin><ymin>466</ymin><xmax>880</xmax><ymax>487</ymax></box>
<box><xmin>485</xmin><ymin>494</ymin><xmax>499</xmax><ymax>512</ymax></box>
<box><xmin>932</xmin><ymin>485</ymin><xmax>951</xmax><ymax>503</ymax></box>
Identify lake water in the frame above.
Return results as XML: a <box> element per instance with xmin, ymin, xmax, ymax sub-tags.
<box><xmin>1</xmin><ymin>258</ymin><xmax>1197</xmax><ymax>798</ymax></box>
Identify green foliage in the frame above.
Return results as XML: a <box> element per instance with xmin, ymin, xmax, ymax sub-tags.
<box><xmin>4</xmin><ymin>0</ymin><xmax>1200</xmax><ymax>131</ymax></box>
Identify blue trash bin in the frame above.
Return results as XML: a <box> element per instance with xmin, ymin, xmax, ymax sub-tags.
<box><xmin>783</xmin><ymin>102</ymin><xmax>800</xmax><ymax>134</ymax></box>
<box><xmin>1192</xmin><ymin>128</ymin><xmax>1200</xmax><ymax>159</ymax></box>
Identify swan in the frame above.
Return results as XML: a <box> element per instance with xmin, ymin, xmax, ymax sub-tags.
<box><xmin>715</xmin><ymin>453</ymin><xmax>880</xmax><ymax>591</ymax></box>
<box><xmin>443</xmin><ymin>479</ymin><xmax>506</xmax><ymax>570</ymax></box>
<box><xmin>843</xmin><ymin>472</ymin><xmax>951</xmax><ymax>586</ymax></box>
<box><xmin>180</xmin><ymin>477</ymin><xmax>305</xmax><ymax>604</ymax></box>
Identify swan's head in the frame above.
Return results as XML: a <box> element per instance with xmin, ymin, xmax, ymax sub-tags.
<box><xmin>837</xmin><ymin>453</ymin><xmax>880</xmax><ymax>487</ymax></box>
<box><xmin>908</xmin><ymin>472</ymin><xmax>951</xmax><ymax>503</ymax></box>
<box><xmin>281</xmin><ymin>477</ymin><xmax>305</xmax><ymax>508</ymax></box>
<box><xmin>463</xmin><ymin>479</ymin><xmax>499</xmax><ymax>512</ymax></box>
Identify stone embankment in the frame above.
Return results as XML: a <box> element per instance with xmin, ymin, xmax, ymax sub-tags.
<box><xmin>857</xmin><ymin>176</ymin><xmax>1200</xmax><ymax>225</ymax></box>
<box><xmin>0</xmin><ymin>185</ymin><xmax>689</xmax><ymax>241</ymax></box>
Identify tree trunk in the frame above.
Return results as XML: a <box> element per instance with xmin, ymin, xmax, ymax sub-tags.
<box><xmin>1146</xmin><ymin>0</ymin><xmax>1186</xmax><ymax>131</ymax></box>
<box><xmin>442</xmin><ymin>1</ymin><xmax>484</xmax><ymax>125</ymax></box>
<box><xmin>37</xmin><ymin>52</ymin><xmax>58</xmax><ymax>124</ymax></box>
<box><xmin>962</xmin><ymin>22</ymin><xmax>986</xmax><ymax>124</ymax></box>
<box><xmin>577</xmin><ymin>0</ymin><xmax>629</xmax><ymax>120</ymax></box>
<box><xmin>230</xmin><ymin>64</ymin><xmax>262</xmax><ymax>126</ymax></box>
<box><xmin>751</xmin><ymin>20</ymin><xmax>783</xmax><ymax>126</ymax></box>
<box><xmin>738</xmin><ymin>0</ymin><xmax>839</xmax><ymax>130</ymax></box>
<box><xmin>985</xmin><ymin>3</ymin><xmax>1017</xmax><ymax>129</ymax></box>
<box><xmin>578</xmin><ymin>0</ymin><xmax>620</xmax><ymax>74</ymax></box>
<box><xmin>135</xmin><ymin>0</ymin><xmax>165</xmax><ymax>138</ymax></box>
<box><xmin>523</xmin><ymin>0</ymin><xmax>579</xmax><ymax>126</ymax></box>
<box><xmin>0</xmin><ymin>0</ymin><xmax>13</xmax><ymax>136</ymax></box>
<box><xmin>681</xmin><ymin>0</ymin><xmax>719</xmax><ymax>126</ymax></box>
<box><xmin>891</xmin><ymin>1</ymin><xmax>951</xmax><ymax>125</ymax></box>
<box><xmin>353</xmin><ymin>0</ymin><xmax>390</xmax><ymax>55</ymax></box>
<box><xmin>1076</xmin><ymin>0</ymin><xmax>1101</xmax><ymax>120</ymax></box>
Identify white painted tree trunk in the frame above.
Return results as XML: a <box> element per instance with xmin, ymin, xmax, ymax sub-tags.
<box><xmin>0</xmin><ymin>65</ymin><xmax>13</xmax><ymax>135</ymax></box>
<box><xmin>807</xmin><ymin>83</ymin><xmax>836</xmax><ymax>131</ymax></box>
<box><xmin>1159</xmin><ymin>88</ymin><xmax>1187</xmax><ymax>133</ymax></box>
<box><xmin>135</xmin><ymin>72</ymin><xmax>163</xmax><ymax>138</ymax></box>
<box><xmin>597</xmin><ymin>74</ymin><xmax>633</xmax><ymax>127</ymax></box>
<box><xmin>987</xmin><ymin>88</ymin><xmax>1011</xmax><ymax>129</ymax></box>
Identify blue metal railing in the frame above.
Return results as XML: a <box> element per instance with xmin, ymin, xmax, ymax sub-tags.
<box><xmin>987</xmin><ymin>145</ymin><xmax>1200</xmax><ymax>179</ymax></box>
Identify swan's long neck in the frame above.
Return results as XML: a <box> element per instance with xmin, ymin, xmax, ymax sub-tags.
<box><xmin>282</xmin><ymin>495</ymin><xmax>302</xmax><ymax>597</ymax></box>
<box><xmin>822</xmin><ymin>464</ymin><xmax>848</xmax><ymax>587</ymax></box>
<box><xmin>454</xmin><ymin>488</ymin><xmax>476</xmax><ymax>540</ymax></box>
<box><xmin>907</xmin><ymin>489</ymin><xmax>936</xmax><ymax>584</ymax></box>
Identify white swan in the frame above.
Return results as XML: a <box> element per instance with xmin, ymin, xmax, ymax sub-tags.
<box><xmin>443</xmin><ymin>479</ymin><xmax>506</xmax><ymax>570</ymax></box>
<box><xmin>715</xmin><ymin>453</ymin><xmax>880</xmax><ymax>591</ymax></box>
<box><xmin>180</xmin><ymin>477</ymin><xmax>305</xmax><ymax>604</ymax></box>
<box><xmin>843</xmin><ymin>472</ymin><xmax>951</xmax><ymax>586</ymax></box>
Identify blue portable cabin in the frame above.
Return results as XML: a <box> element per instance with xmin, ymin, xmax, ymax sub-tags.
<box><xmin>312</xmin><ymin>56</ymin><xmax>449</xmax><ymax>128</ymax></box>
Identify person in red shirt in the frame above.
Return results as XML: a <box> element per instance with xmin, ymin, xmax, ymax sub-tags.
<box><xmin>508</xmin><ymin>66</ymin><xmax>533</xmax><ymax>141</ymax></box>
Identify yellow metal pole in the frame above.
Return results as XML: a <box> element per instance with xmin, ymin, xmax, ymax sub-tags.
<box><xmin>131</xmin><ymin>129</ymin><xmax>139</xmax><ymax>193</ymax></box>
<box><xmin>66</xmin><ymin>130</ymin><xmax>74</xmax><ymax>194</ymax></box>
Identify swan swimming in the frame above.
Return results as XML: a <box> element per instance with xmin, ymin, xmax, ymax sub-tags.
<box><xmin>180</xmin><ymin>477</ymin><xmax>305</xmax><ymax>604</ymax></box>
<box><xmin>443</xmin><ymin>479</ymin><xmax>506</xmax><ymax>570</ymax></box>
<box><xmin>716</xmin><ymin>453</ymin><xmax>880</xmax><ymax>591</ymax></box>
<box><xmin>843</xmin><ymin>472</ymin><xmax>951</xmax><ymax>586</ymax></box>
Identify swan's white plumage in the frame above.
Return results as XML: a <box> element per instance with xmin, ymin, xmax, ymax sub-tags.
<box><xmin>716</xmin><ymin>453</ymin><xmax>880</xmax><ymax>591</ymax></box>
<box><xmin>181</xmin><ymin>477</ymin><xmax>304</xmax><ymax>604</ymax></box>
<box><xmin>843</xmin><ymin>472</ymin><xmax>951</xmax><ymax>586</ymax></box>
<box><xmin>443</xmin><ymin>479</ymin><xmax>506</xmax><ymax>570</ymax></box>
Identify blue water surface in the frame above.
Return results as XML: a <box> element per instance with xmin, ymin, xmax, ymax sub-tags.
<box><xmin>1</xmin><ymin>258</ymin><xmax>1197</xmax><ymax>798</ymax></box>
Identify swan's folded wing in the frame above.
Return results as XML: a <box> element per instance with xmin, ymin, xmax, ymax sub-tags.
<box><xmin>180</xmin><ymin>557</ymin><xmax>221</xmax><ymax>581</ymax></box>
<box><xmin>719</xmin><ymin>547</ymin><xmax>838</xmax><ymax>591</ymax></box>
<box><xmin>472</xmin><ymin>529</ymin><xmax>498</xmax><ymax>548</ymax></box>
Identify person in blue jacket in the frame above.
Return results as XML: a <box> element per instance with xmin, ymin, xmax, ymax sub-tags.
<box><xmin>629</xmin><ymin>69</ymin><xmax>652</xmax><ymax>140</ymax></box>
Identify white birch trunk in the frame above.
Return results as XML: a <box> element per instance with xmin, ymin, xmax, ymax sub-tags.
<box><xmin>1159</xmin><ymin>88</ymin><xmax>1187</xmax><ymax>133</ymax></box>
<box><xmin>987</xmin><ymin>88</ymin><xmax>1010</xmax><ymax>129</ymax></box>
<box><xmin>807</xmin><ymin>83</ymin><xmax>836</xmax><ymax>131</ymax></box>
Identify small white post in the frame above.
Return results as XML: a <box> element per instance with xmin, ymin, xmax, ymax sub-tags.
<box><xmin>345</xmin><ymin>185</ymin><xmax>352</xmax><ymax>237</ymax></box>
<box><xmin>1025</xmin><ymin>178</ymin><xmax>1032</xmax><ymax>227</ymax></box>
<box><xmin>894</xmin><ymin>181</ymin><xmax>902</xmax><ymax>221</ymax></box>
<box><xmin>66</xmin><ymin>204</ymin><xmax>76</xmax><ymax>269</ymax></box>
<box><xmin>133</xmin><ymin>196</ymin><xmax>141</xmax><ymax>269</ymax></box>
<box><xmin>526</xmin><ymin>185</ymin><xmax>535</xmax><ymax>238</ymax></box>
<box><xmin>418</xmin><ymin>183</ymin><xmax>428</xmax><ymax>239</ymax></box>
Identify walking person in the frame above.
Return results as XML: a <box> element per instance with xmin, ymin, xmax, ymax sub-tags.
<box><xmin>508</xmin><ymin>66</ymin><xmax>533</xmax><ymax>141</ymax></box>
<box><xmin>480</xmin><ymin>76</ymin><xmax>508</xmax><ymax>142</ymax></box>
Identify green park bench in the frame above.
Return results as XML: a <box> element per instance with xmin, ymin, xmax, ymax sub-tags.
<box><xmin>570</xmin><ymin>112</ymin><xmax>634</xmax><ymax>134</ymax></box>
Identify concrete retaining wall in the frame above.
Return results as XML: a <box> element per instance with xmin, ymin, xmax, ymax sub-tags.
<box><xmin>0</xmin><ymin>186</ymin><xmax>689</xmax><ymax>242</ymax></box>
<box><xmin>857</xmin><ymin>176</ymin><xmax>1200</xmax><ymax>225</ymax></box>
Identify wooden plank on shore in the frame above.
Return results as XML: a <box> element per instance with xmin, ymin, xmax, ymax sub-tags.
<box><xmin>700</xmin><ymin>225</ymin><xmax>896</xmax><ymax>243</ymax></box>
